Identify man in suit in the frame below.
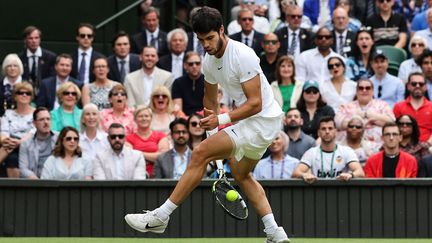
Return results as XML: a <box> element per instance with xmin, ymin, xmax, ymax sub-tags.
<box><xmin>153</xmin><ymin>118</ymin><xmax>191</xmax><ymax>179</ymax></box>
<box><xmin>275</xmin><ymin>4</ymin><xmax>314</xmax><ymax>58</ymax></box>
<box><xmin>70</xmin><ymin>23</ymin><xmax>105</xmax><ymax>84</ymax></box>
<box><xmin>93</xmin><ymin>123</ymin><xmax>146</xmax><ymax>180</ymax></box>
<box><xmin>18</xmin><ymin>26</ymin><xmax>56</xmax><ymax>91</ymax></box>
<box><xmin>107</xmin><ymin>31</ymin><xmax>141</xmax><ymax>83</ymax></box>
<box><xmin>131</xmin><ymin>6</ymin><xmax>169</xmax><ymax>57</ymax></box>
<box><xmin>331</xmin><ymin>7</ymin><xmax>355</xmax><ymax>57</ymax></box>
<box><xmin>157</xmin><ymin>28</ymin><xmax>188</xmax><ymax>80</ymax></box>
<box><xmin>124</xmin><ymin>46</ymin><xmax>173</xmax><ymax>108</ymax></box>
<box><xmin>36</xmin><ymin>54</ymin><xmax>82</xmax><ymax>111</ymax></box>
<box><xmin>229</xmin><ymin>8</ymin><xmax>264</xmax><ymax>56</ymax></box>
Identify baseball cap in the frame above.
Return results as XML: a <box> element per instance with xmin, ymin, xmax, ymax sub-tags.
<box><xmin>303</xmin><ymin>80</ymin><xmax>319</xmax><ymax>90</ymax></box>
<box><xmin>372</xmin><ymin>49</ymin><xmax>387</xmax><ymax>60</ymax></box>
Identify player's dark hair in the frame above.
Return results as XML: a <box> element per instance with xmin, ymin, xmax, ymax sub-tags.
<box><xmin>191</xmin><ymin>6</ymin><xmax>223</xmax><ymax>34</ymax></box>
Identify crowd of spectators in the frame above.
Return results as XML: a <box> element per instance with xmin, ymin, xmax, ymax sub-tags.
<box><xmin>2</xmin><ymin>0</ymin><xmax>432</xmax><ymax>180</ymax></box>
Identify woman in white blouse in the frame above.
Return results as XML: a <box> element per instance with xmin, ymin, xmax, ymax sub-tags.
<box><xmin>79</xmin><ymin>103</ymin><xmax>109</xmax><ymax>161</ymax></box>
<box><xmin>41</xmin><ymin>126</ymin><xmax>92</xmax><ymax>180</ymax></box>
<box><xmin>320</xmin><ymin>56</ymin><xmax>356</xmax><ymax>112</ymax></box>
<box><xmin>0</xmin><ymin>82</ymin><xmax>35</xmax><ymax>177</ymax></box>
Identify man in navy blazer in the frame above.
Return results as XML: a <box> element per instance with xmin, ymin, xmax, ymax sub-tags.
<box><xmin>229</xmin><ymin>8</ymin><xmax>264</xmax><ymax>56</ymax></box>
<box><xmin>18</xmin><ymin>26</ymin><xmax>56</xmax><ymax>90</ymax></box>
<box><xmin>70</xmin><ymin>23</ymin><xmax>105</xmax><ymax>84</ymax></box>
<box><xmin>157</xmin><ymin>28</ymin><xmax>189</xmax><ymax>80</ymax></box>
<box><xmin>275</xmin><ymin>4</ymin><xmax>314</xmax><ymax>57</ymax></box>
<box><xmin>330</xmin><ymin>7</ymin><xmax>356</xmax><ymax>57</ymax></box>
<box><xmin>107</xmin><ymin>31</ymin><xmax>141</xmax><ymax>83</ymax></box>
<box><xmin>36</xmin><ymin>54</ymin><xmax>82</xmax><ymax>111</ymax></box>
<box><xmin>131</xmin><ymin>6</ymin><xmax>169</xmax><ymax>57</ymax></box>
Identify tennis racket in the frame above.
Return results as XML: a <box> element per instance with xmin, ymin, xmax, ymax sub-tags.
<box><xmin>206</xmin><ymin>129</ymin><xmax>248</xmax><ymax>220</ymax></box>
<box><xmin>211</xmin><ymin>159</ymin><xmax>248</xmax><ymax>220</ymax></box>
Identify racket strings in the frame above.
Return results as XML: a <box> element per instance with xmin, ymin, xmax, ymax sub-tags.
<box><xmin>214</xmin><ymin>181</ymin><xmax>248</xmax><ymax>219</ymax></box>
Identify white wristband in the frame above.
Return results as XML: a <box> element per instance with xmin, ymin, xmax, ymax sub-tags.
<box><xmin>217</xmin><ymin>113</ymin><xmax>231</xmax><ymax>125</ymax></box>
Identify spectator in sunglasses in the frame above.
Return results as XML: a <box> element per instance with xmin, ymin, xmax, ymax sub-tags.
<box><xmin>100</xmin><ymin>84</ymin><xmax>136</xmax><ymax>136</ymax></box>
<box><xmin>93</xmin><ymin>123</ymin><xmax>146</xmax><ymax>180</ymax></box>
<box><xmin>149</xmin><ymin>85</ymin><xmax>185</xmax><ymax>135</ymax></box>
<box><xmin>396</xmin><ymin>114</ymin><xmax>431</xmax><ymax>162</ymax></box>
<box><xmin>296</xmin><ymin>27</ymin><xmax>344</xmax><ymax>83</ymax></box>
<box><xmin>398</xmin><ymin>35</ymin><xmax>428</xmax><ymax>83</ymax></box>
<box><xmin>365</xmin><ymin>0</ymin><xmax>408</xmax><ymax>48</ymax></box>
<box><xmin>126</xmin><ymin>106</ymin><xmax>169</xmax><ymax>177</ymax></box>
<box><xmin>79</xmin><ymin>103</ymin><xmax>109</xmax><ymax>162</ymax></box>
<box><xmin>172</xmin><ymin>51</ymin><xmax>205</xmax><ymax>116</ymax></box>
<box><xmin>187</xmin><ymin>113</ymin><xmax>206</xmax><ymax>150</ymax></box>
<box><xmin>0</xmin><ymin>82</ymin><xmax>36</xmax><ymax>178</ymax></box>
<box><xmin>81</xmin><ymin>57</ymin><xmax>120</xmax><ymax>110</ymax></box>
<box><xmin>339</xmin><ymin>115</ymin><xmax>375</xmax><ymax>165</ymax></box>
<box><xmin>320</xmin><ymin>56</ymin><xmax>356</xmax><ymax>112</ymax></box>
<box><xmin>70</xmin><ymin>23</ymin><xmax>104</xmax><ymax>84</ymax></box>
<box><xmin>50</xmin><ymin>82</ymin><xmax>82</xmax><ymax>132</ymax></box>
<box><xmin>296</xmin><ymin>80</ymin><xmax>335</xmax><ymax>139</ymax></box>
<box><xmin>41</xmin><ymin>126</ymin><xmax>92</xmax><ymax>180</ymax></box>
<box><xmin>394</xmin><ymin>72</ymin><xmax>432</xmax><ymax>144</ymax></box>
<box><xmin>336</xmin><ymin>78</ymin><xmax>395</xmax><ymax>148</ymax></box>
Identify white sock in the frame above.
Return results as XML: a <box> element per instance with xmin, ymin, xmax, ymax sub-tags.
<box><xmin>156</xmin><ymin>199</ymin><xmax>178</xmax><ymax>221</ymax></box>
<box><xmin>262</xmin><ymin>213</ymin><xmax>278</xmax><ymax>234</ymax></box>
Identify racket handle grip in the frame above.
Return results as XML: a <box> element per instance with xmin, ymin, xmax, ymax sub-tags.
<box><xmin>215</xmin><ymin>159</ymin><xmax>224</xmax><ymax>170</ymax></box>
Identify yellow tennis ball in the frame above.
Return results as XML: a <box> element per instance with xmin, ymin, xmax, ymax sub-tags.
<box><xmin>226</xmin><ymin>190</ymin><xmax>238</xmax><ymax>201</ymax></box>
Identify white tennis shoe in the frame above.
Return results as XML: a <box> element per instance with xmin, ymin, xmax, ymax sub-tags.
<box><xmin>124</xmin><ymin>210</ymin><xmax>169</xmax><ymax>234</ymax></box>
<box><xmin>265</xmin><ymin>227</ymin><xmax>290</xmax><ymax>243</ymax></box>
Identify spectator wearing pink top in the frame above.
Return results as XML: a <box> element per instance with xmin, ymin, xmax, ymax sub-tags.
<box><xmin>126</xmin><ymin>106</ymin><xmax>169</xmax><ymax>177</ymax></box>
<box><xmin>100</xmin><ymin>84</ymin><xmax>136</xmax><ymax>136</ymax></box>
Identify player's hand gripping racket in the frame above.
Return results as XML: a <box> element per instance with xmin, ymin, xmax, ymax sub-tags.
<box><xmin>207</xmin><ymin>129</ymin><xmax>248</xmax><ymax>220</ymax></box>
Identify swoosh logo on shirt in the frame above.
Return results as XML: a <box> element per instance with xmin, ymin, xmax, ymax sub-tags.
<box><xmin>217</xmin><ymin>67</ymin><xmax>222</xmax><ymax>70</ymax></box>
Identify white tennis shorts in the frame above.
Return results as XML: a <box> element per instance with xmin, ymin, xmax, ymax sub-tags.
<box><xmin>223</xmin><ymin>114</ymin><xmax>283</xmax><ymax>161</ymax></box>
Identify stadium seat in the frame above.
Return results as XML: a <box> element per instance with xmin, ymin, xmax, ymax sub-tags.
<box><xmin>377</xmin><ymin>45</ymin><xmax>407</xmax><ymax>67</ymax></box>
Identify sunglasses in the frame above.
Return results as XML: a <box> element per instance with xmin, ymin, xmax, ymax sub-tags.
<box><xmin>16</xmin><ymin>91</ymin><xmax>32</xmax><ymax>96</ymax></box>
<box><xmin>63</xmin><ymin>91</ymin><xmax>78</xmax><ymax>96</ymax></box>
<box><xmin>111</xmin><ymin>92</ymin><xmax>126</xmax><ymax>97</ymax></box>
<box><xmin>153</xmin><ymin>94</ymin><xmax>168</xmax><ymax>99</ymax></box>
<box><xmin>109</xmin><ymin>134</ymin><xmax>125</xmax><ymax>140</ymax></box>
<box><xmin>358</xmin><ymin>86</ymin><xmax>372</xmax><ymax>91</ymax></box>
<box><xmin>187</xmin><ymin>61</ymin><xmax>201</xmax><ymax>66</ymax></box>
<box><xmin>316</xmin><ymin>35</ymin><xmax>332</xmax><ymax>40</ymax></box>
<box><xmin>79</xmin><ymin>34</ymin><xmax>93</xmax><ymax>39</ymax></box>
<box><xmin>410</xmin><ymin>81</ymin><xmax>425</xmax><ymax>87</ymax></box>
<box><xmin>398</xmin><ymin>122</ymin><xmax>413</xmax><ymax>127</ymax></box>
<box><xmin>190</xmin><ymin>121</ymin><xmax>200</xmax><ymax>127</ymax></box>
<box><xmin>263</xmin><ymin>40</ymin><xmax>278</xmax><ymax>45</ymax></box>
<box><xmin>347</xmin><ymin>124</ymin><xmax>363</xmax><ymax>129</ymax></box>
<box><xmin>411</xmin><ymin>43</ymin><xmax>425</xmax><ymax>48</ymax></box>
<box><xmin>288</xmin><ymin>14</ymin><xmax>302</xmax><ymax>19</ymax></box>
<box><xmin>305</xmin><ymin>88</ymin><xmax>319</xmax><ymax>94</ymax></box>
<box><xmin>383</xmin><ymin>132</ymin><xmax>400</xmax><ymax>137</ymax></box>
<box><xmin>172</xmin><ymin>130</ymin><xmax>188</xmax><ymax>135</ymax></box>
<box><xmin>378</xmin><ymin>0</ymin><xmax>392</xmax><ymax>3</ymax></box>
<box><xmin>241</xmin><ymin>17</ymin><xmax>253</xmax><ymax>22</ymax></box>
<box><xmin>328</xmin><ymin>63</ymin><xmax>342</xmax><ymax>70</ymax></box>
<box><xmin>65</xmin><ymin>136</ymin><xmax>79</xmax><ymax>142</ymax></box>
<box><xmin>377</xmin><ymin>85</ymin><xmax>382</xmax><ymax>98</ymax></box>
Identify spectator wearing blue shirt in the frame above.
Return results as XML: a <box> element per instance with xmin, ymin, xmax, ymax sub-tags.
<box><xmin>369</xmin><ymin>50</ymin><xmax>405</xmax><ymax>108</ymax></box>
<box><xmin>253</xmin><ymin>131</ymin><xmax>299</xmax><ymax>179</ymax></box>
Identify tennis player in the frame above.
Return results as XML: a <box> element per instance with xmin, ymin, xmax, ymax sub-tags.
<box><xmin>125</xmin><ymin>6</ymin><xmax>289</xmax><ymax>243</ymax></box>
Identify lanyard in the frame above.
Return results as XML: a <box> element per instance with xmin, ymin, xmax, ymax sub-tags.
<box><xmin>270</xmin><ymin>156</ymin><xmax>285</xmax><ymax>179</ymax></box>
<box><xmin>320</xmin><ymin>145</ymin><xmax>337</xmax><ymax>178</ymax></box>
